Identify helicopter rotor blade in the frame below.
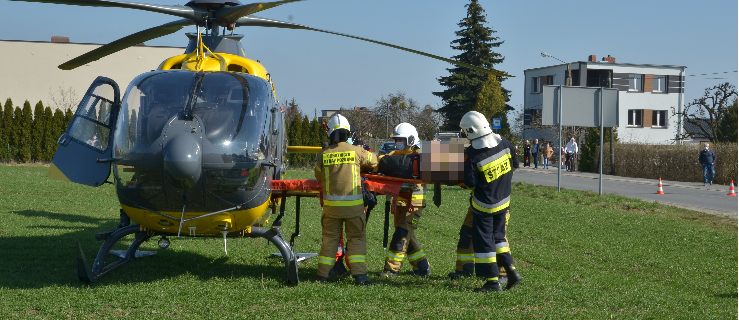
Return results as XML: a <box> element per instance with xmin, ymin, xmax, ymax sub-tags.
<box><xmin>216</xmin><ymin>0</ymin><xmax>303</xmax><ymax>25</ymax></box>
<box><xmin>59</xmin><ymin>19</ymin><xmax>194</xmax><ymax>70</ymax></box>
<box><xmin>7</xmin><ymin>0</ymin><xmax>204</xmax><ymax>22</ymax></box>
<box><xmin>235</xmin><ymin>16</ymin><xmax>512</xmax><ymax>77</ymax></box>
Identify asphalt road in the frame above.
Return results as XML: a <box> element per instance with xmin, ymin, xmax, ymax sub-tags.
<box><xmin>512</xmin><ymin>165</ymin><xmax>738</xmax><ymax>219</ymax></box>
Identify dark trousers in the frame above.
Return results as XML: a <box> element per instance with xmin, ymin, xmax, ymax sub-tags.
<box><xmin>532</xmin><ymin>152</ymin><xmax>538</xmax><ymax>168</ymax></box>
<box><xmin>471</xmin><ymin>208</ymin><xmax>513</xmax><ymax>279</ymax></box>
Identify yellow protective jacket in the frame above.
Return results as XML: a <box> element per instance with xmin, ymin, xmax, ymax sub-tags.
<box><xmin>388</xmin><ymin>146</ymin><xmax>426</xmax><ymax>208</ymax></box>
<box><xmin>314</xmin><ymin>142</ymin><xmax>379</xmax><ymax>217</ymax></box>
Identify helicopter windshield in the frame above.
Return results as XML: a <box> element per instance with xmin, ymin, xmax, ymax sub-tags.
<box><xmin>114</xmin><ymin>70</ymin><xmax>272</xmax><ymax>164</ymax></box>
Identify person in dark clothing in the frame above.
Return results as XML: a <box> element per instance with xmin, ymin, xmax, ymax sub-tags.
<box><xmin>531</xmin><ymin>138</ymin><xmax>540</xmax><ymax>169</ymax></box>
<box><xmin>456</xmin><ymin>111</ymin><xmax>522</xmax><ymax>293</ymax></box>
<box><xmin>522</xmin><ymin>140</ymin><xmax>531</xmax><ymax>167</ymax></box>
<box><xmin>699</xmin><ymin>143</ymin><xmax>716</xmax><ymax>186</ymax></box>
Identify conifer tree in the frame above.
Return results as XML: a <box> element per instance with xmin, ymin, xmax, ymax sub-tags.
<box><xmin>31</xmin><ymin>101</ymin><xmax>45</xmax><ymax>161</ymax></box>
<box><xmin>43</xmin><ymin>107</ymin><xmax>56</xmax><ymax>160</ymax></box>
<box><xmin>64</xmin><ymin>109</ymin><xmax>73</xmax><ymax>127</ymax></box>
<box><xmin>18</xmin><ymin>101</ymin><xmax>33</xmax><ymax>162</ymax></box>
<box><xmin>52</xmin><ymin>109</ymin><xmax>66</xmax><ymax>154</ymax></box>
<box><xmin>579</xmin><ymin>127</ymin><xmax>618</xmax><ymax>173</ymax></box>
<box><xmin>286</xmin><ymin>114</ymin><xmax>303</xmax><ymax>167</ymax></box>
<box><xmin>0</xmin><ymin>99</ymin><xmax>4</xmax><ymax>161</ymax></box>
<box><xmin>2</xmin><ymin>99</ymin><xmax>14</xmax><ymax>160</ymax></box>
<box><xmin>434</xmin><ymin>0</ymin><xmax>511</xmax><ymax>131</ymax></box>
<box><xmin>12</xmin><ymin>106</ymin><xmax>23</xmax><ymax>162</ymax></box>
<box><xmin>300</xmin><ymin>116</ymin><xmax>311</xmax><ymax>166</ymax></box>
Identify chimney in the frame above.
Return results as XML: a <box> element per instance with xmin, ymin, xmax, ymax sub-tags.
<box><xmin>602</xmin><ymin>55</ymin><xmax>616</xmax><ymax>63</ymax></box>
<box><xmin>588</xmin><ymin>55</ymin><xmax>597</xmax><ymax>62</ymax></box>
<box><xmin>50</xmin><ymin>36</ymin><xmax>69</xmax><ymax>43</ymax></box>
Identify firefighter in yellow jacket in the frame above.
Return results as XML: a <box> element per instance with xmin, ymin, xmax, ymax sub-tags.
<box><xmin>315</xmin><ymin>114</ymin><xmax>378</xmax><ymax>285</ymax></box>
<box><xmin>379</xmin><ymin>122</ymin><xmax>430</xmax><ymax>277</ymax></box>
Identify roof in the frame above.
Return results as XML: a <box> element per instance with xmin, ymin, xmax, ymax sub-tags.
<box><xmin>524</xmin><ymin>61</ymin><xmax>687</xmax><ymax>73</ymax></box>
<box><xmin>683</xmin><ymin>119</ymin><xmax>714</xmax><ymax>138</ymax></box>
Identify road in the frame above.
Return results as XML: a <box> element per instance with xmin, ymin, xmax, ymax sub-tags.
<box><xmin>512</xmin><ymin>166</ymin><xmax>738</xmax><ymax>219</ymax></box>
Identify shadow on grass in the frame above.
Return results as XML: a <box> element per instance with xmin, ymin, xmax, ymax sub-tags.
<box><xmin>0</xmin><ymin>210</ymin><xmax>311</xmax><ymax>289</ymax></box>
<box><xmin>715</xmin><ymin>293</ymin><xmax>738</xmax><ymax>299</ymax></box>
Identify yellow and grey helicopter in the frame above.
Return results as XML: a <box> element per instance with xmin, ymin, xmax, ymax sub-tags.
<box><xmin>12</xmin><ymin>0</ymin><xmax>509</xmax><ymax>285</ymax></box>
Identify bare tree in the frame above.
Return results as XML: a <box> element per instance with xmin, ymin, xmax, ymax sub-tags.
<box><xmin>415</xmin><ymin>104</ymin><xmax>445</xmax><ymax>140</ymax></box>
<box><xmin>673</xmin><ymin>82</ymin><xmax>738</xmax><ymax>143</ymax></box>
<box><xmin>48</xmin><ymin>86</ymin><xmax>79</xmax><ymax>112</ymax></box>
<box><xmin>373</xmin><ymin>92</ymin><xmax>421</xmax><ymax>139</ymax></box>
<box><xmin>339</xmin><ymin>107</ymin><xmax>381</xmax><ymax>139</ymax></box>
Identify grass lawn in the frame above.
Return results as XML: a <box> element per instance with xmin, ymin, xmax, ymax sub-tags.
<box><xmin>0</xmin><ymin>165</ymin><xmax>736</xmax><ymax>319</ymax></box>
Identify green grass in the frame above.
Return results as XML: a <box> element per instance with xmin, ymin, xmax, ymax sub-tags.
<box><xmin>0</xmin><ymin>165</ymin><xmax>736</xmax><ymax>319</ymax></box>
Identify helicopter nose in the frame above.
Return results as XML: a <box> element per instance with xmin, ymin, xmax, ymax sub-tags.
<box><xmin>163</xmin><ymin>132</ymin><xmax>202</xmax><ymax>189</ymax></box>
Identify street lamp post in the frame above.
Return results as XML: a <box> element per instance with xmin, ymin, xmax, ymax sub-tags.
<box><xmin>541</xmin><ymin>52</ymin><xmax>572</xmax><ymax>86</ymax></box>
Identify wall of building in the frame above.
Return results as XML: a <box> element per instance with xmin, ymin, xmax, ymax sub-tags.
<box><xmin>523</xmin><ymin>62</ymin><xmax>685</xmax><ymax>145</ymax></box>
<box><xmin>0</xmin><ymin>40</ymin><xmax>185</xmax><ymax>110</ymax></box>
<box><xmin>588</xmin><ymin>64</ymin><xmax>685</xmax><ymax>144</ymax></box>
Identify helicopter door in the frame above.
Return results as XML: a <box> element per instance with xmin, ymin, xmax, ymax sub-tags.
<box><xmin>48</xmin><ymin>77</ymin><xmax>121</xmax><ymax>187</ymax></box>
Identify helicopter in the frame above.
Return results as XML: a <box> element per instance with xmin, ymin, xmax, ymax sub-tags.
<box><xmin>12</xmin><ymin>0</ymin><xmax>510</xmax><ymax>285</ymax></box>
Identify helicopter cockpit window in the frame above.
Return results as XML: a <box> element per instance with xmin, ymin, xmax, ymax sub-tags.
<box><xmin>193</xmin><ymin>72</ymin><xmax>270</xmax><ymax>162</ymax></box>
<box><xmin>67</xmin><ymin>84</ymin><xmax>116</xmax><ymax>152</ymax></box>
<box><xmin>115</xmin><ymin>71</ymin><xmax>196</xmax><ymax>155</ymax></box>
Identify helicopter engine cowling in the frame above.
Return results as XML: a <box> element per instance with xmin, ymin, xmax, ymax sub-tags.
<box><xmin>163</xmin><ymin>130</ymin><xmax>202</xmax><ymax>190</ymax></box>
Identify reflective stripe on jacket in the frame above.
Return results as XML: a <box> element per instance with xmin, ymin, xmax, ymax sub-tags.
<box><xmin>464</xmin><ymin>137</ymin><xmax>519</xmax><ymax>215</ymax></box>
<box><xmin>315</xmin><ymin>142</ymin><xmax>379</xmax><ymax>211</ymax></box>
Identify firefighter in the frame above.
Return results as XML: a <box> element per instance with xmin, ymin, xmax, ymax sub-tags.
<box><xmin>456</xmin><ymin>111</ymin><xmax>522</xmax><ymax>292</ymax></box>
<box><xmin>315</xmin><ymin>114</ymin><xmax>378</xmax><ymax>285</ymax></box>
<box><xmin>378</xmin><ymin>123</ymin><xmax>431</xmax><ymax>278</ymax></box>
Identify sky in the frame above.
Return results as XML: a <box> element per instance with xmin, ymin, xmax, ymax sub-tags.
<box><xmin>1</xmin><ymin>0</ymin><xmax>737</xmax><ymax>118</ymax></box>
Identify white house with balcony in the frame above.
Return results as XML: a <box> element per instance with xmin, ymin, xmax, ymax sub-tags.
<box><xmin>523</xmin><ymin>55</ymin><xmax>686</xmax><ymax>144</ymax></box>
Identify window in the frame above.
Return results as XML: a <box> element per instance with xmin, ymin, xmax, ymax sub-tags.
<box><xmin>629</xmin><ymin>74</ymin><xmax>643</xmax><ymax>91</ymax></box>
<box><xmin>628</xmin><ymin>109</ymin><xmax>643</xmax><ymax>126</ymax></box>
<box><xmin>531</xmin><ymin>77</ymin><xmax>541</xmax><ymax>93</ymax></box>
<box><xmin>653</xmin><ymin>76</ymin><xmax>667</xmax><ymax>93</ymax></box>
<box><xmin>652</xmin><ymin>110</ymin><xmax>667</xmax><ymax>127</ymax></box>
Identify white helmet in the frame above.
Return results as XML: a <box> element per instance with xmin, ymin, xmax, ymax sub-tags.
<box><xmin>459</xmin><ymin>111</ymin><xmax>492</xmax><ymax>140</ymax></box>
<box><xmin>391</xmin><ymin>122</ymin><xmax>420</xmax><ymax>147</ymax></box>
<box><xmin>326</xmin><ymin>114</ymin><xmax>351</xmax><ymax>138</ymax></box>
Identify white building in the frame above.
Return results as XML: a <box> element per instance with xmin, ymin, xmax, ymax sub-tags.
<box><xmin>0</xmin><ymin>37</ymin><xmax>185</xmax><ymax>110</ymax></box>
<box><xmin>523</xmin><ymin>55</ymin><xmax>686</xmax><ymax>144</ymax></box>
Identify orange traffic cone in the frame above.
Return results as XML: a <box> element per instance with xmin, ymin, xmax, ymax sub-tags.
<box><xmin>656</xmin><ymin>178</ymin><xmax>665</xmax><ymax>195</ymax></box>
<box><xmin>728</xmin><ymin>180</ymin><xmax>737</xmax><ymax>196</ymax></box>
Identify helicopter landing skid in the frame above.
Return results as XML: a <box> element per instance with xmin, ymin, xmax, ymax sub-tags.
<box><xmin>76</xmin><ymin>224</ymin><xmax>153</xmax><ymax>283</ymax></box>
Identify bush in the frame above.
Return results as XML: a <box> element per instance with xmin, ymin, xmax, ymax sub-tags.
<box><xmin>599</xmin><ymin>143</ymin><xmax>738</xmax><ymax>185</ymax></box>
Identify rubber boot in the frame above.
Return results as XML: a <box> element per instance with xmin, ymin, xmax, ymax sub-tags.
<box><xmin>378</xmin><ymin>269</ymin><xmax>399</xmax><ymax>278</ymax></box>
<box><xmin>448</xmin><ymin>263</ymin><xmax>474</xmax><ymax>279</ymax></box>
<box><xmin>354</xmin><ymin>274</ymin><xmax>372</xmax><ymax>285</ymax></box>
<box><xmin>411</xmin><ymin>258</ymin><xmax>430</xmax><ymax>277</ymax></box>
<box><xmin>504</xmin><ymin>266</ymin><xmax>522</xmax><ymax>290</ymax></box>
<box><xmin>474</xmin><ymin>280</ymin><xmax>502</xmax><ymax>292</ymax></box>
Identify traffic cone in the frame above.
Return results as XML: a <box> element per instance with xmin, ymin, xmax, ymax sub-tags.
<box><xmin>728</xmin><ymin>180</ymin><xmax>737</xmax><ymax>196</ymax></box>
<box><xmin>655</xmin><ymin>178</ymin><xmax>665</xmax><ymax>195</ymax></box>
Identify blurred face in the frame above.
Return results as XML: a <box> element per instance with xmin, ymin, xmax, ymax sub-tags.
<box><xmin>394</xmin><ymin>137</ymin><xmax>407</xmax><ymax>150</ymax></box>
<box><xmin>525</xmin><ymin>140</ymin><xmax>529</xmax><ymax>145</ymax></box>
<box><xmin>534</xmin><ymin>139</ymin><xmax>538</xmax><ymax>144</ymax></box>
